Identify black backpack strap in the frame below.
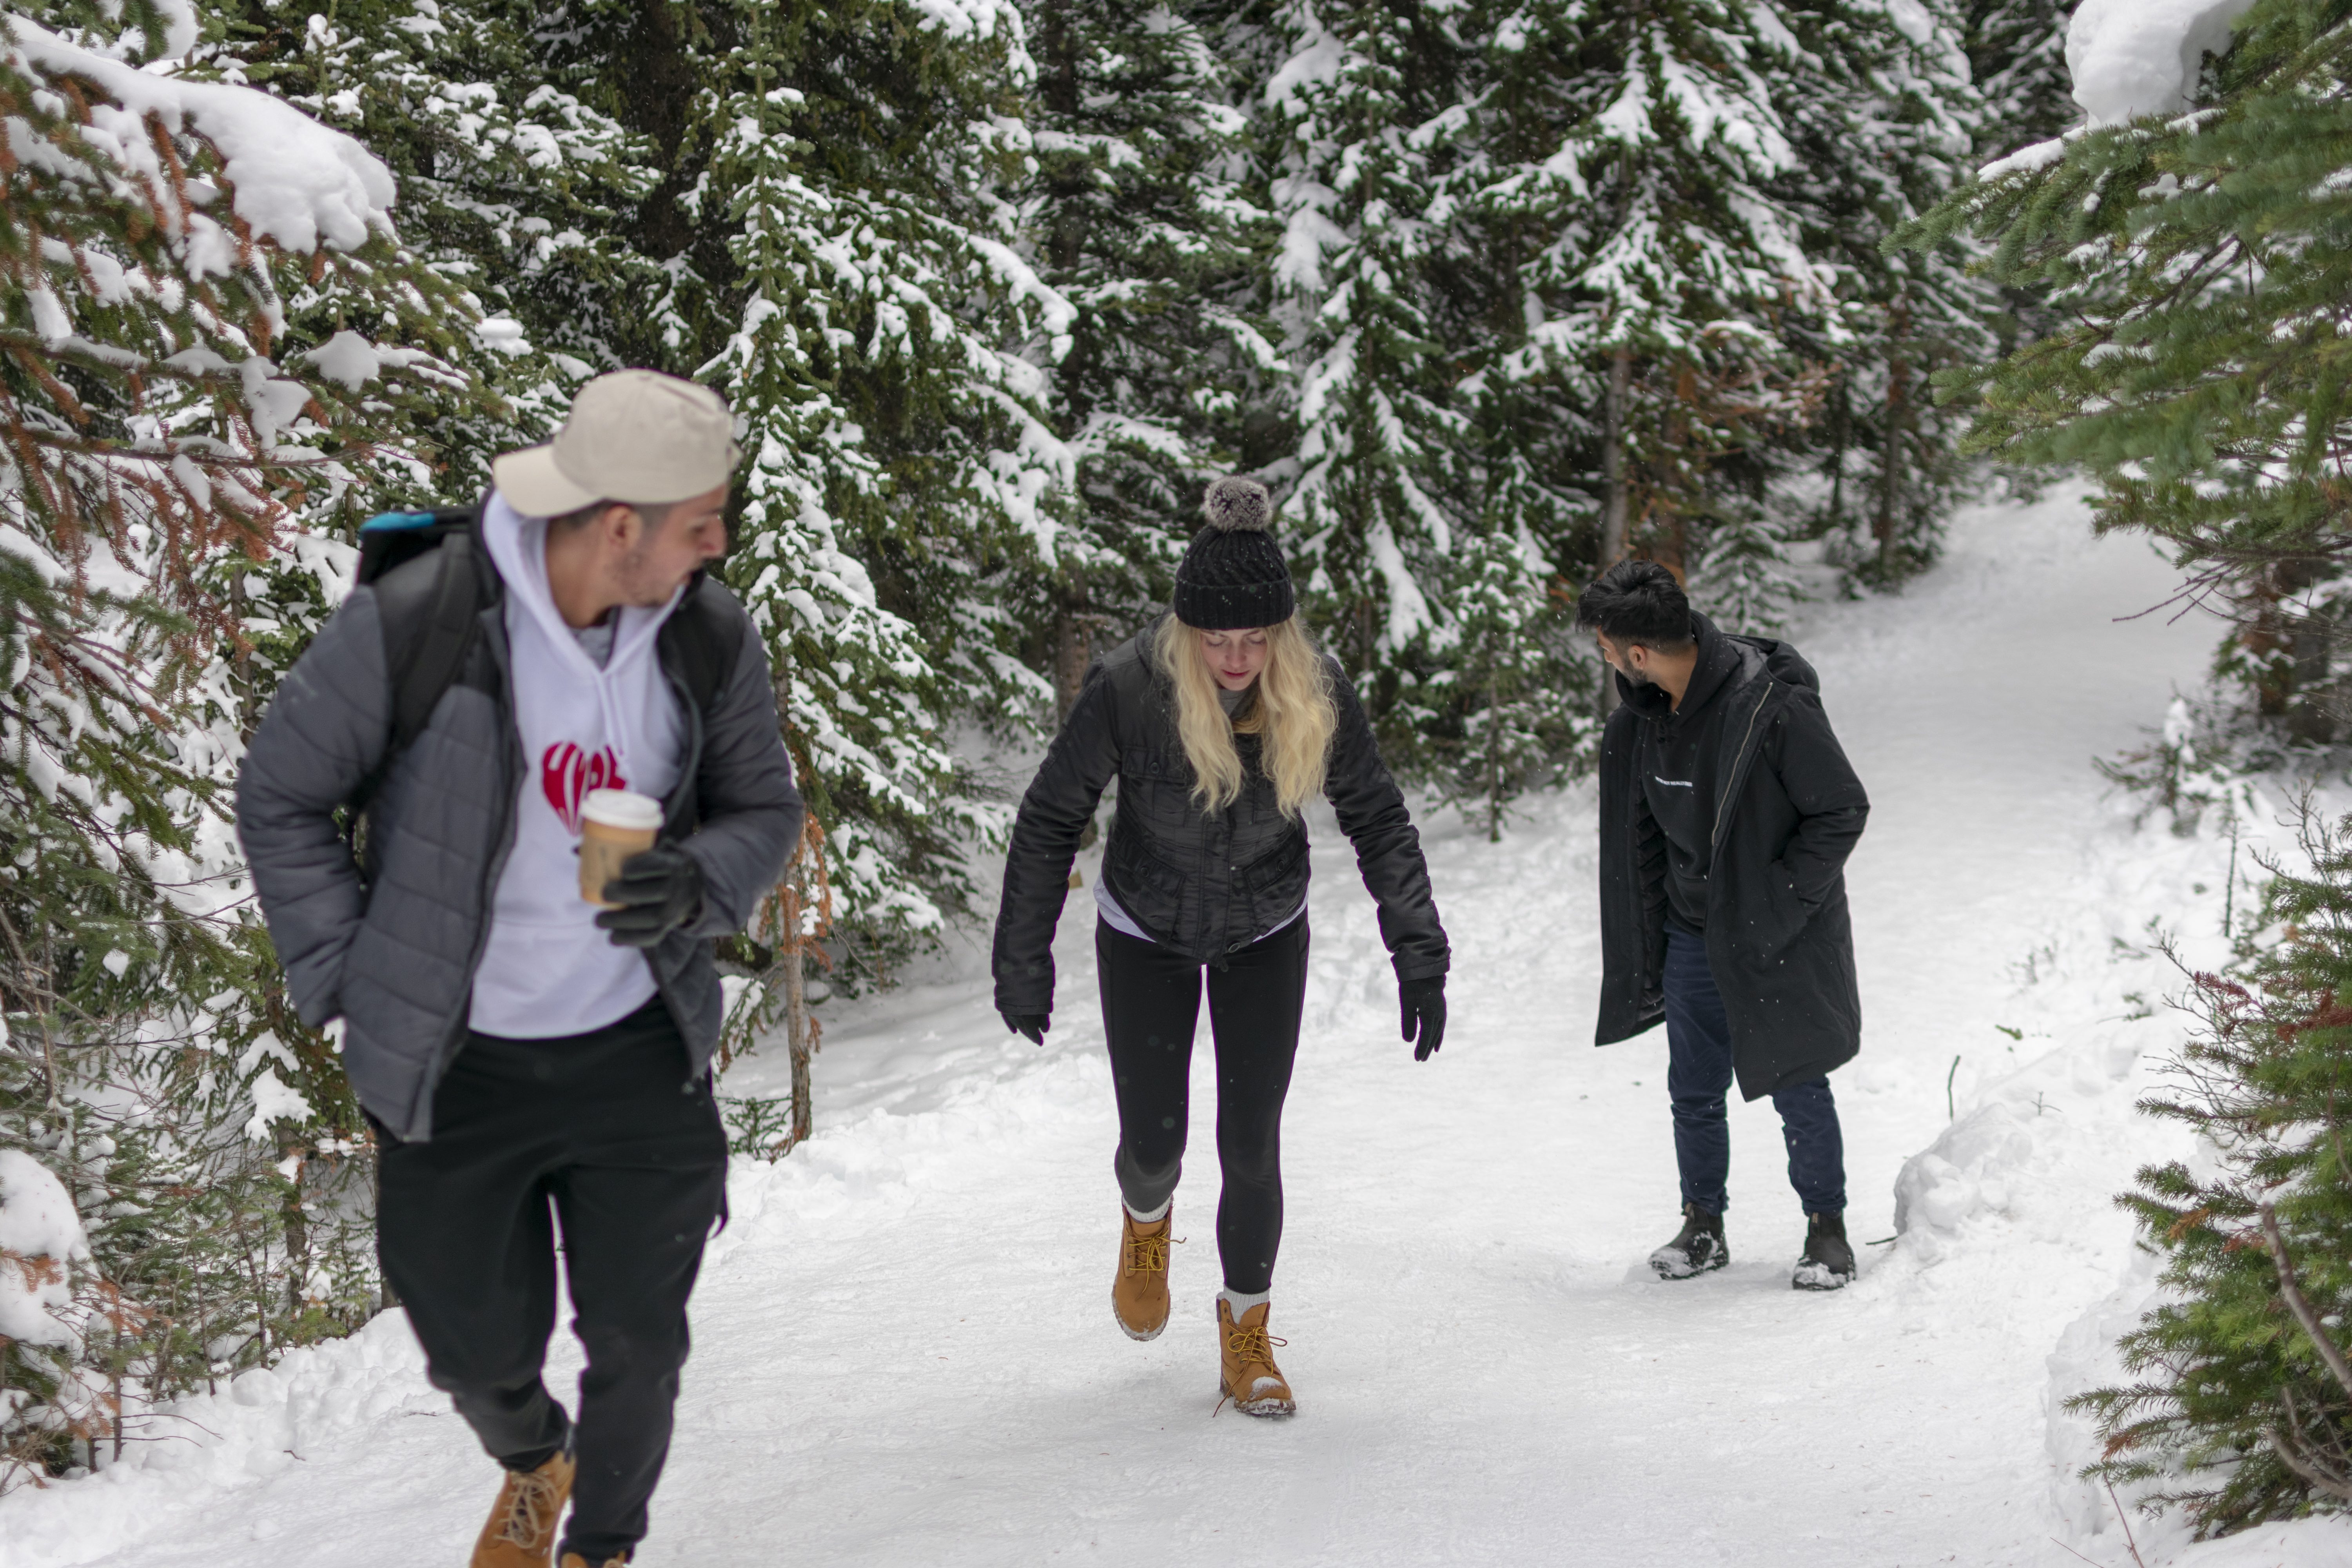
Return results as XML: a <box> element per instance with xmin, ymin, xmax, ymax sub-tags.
<box><xmin>351</xmin><ymin>506</ymin><xmax>492</xmax><ymax>811</ymax></box>
<box><xmin>389</xmin><ymin>527</ymin><xmax>487</xmax><ymax>752</ymax></box>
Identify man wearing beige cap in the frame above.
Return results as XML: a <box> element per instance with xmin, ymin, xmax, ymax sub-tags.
<box><xmin>238</xmin><ymin>370</ymin><xmax>802</xmax><ymax>1568</ymax></box>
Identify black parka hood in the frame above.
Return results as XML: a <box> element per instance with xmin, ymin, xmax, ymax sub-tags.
<box><xmin>1614</xmin><ymin>612</ymin><xmax>1820</xmax><ymax>723</ymax></box>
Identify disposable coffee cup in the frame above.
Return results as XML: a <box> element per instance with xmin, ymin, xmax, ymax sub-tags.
<box><xmin>579</xmin><ymin>788</ymin><xmax>663</xmax><ymax>908</ymax></box>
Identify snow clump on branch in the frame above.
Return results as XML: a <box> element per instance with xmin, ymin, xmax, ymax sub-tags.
<box><xmin>2063</xmin><ymin>0</ymin><xmax>2258</xmax><ymax>126</ymax></box>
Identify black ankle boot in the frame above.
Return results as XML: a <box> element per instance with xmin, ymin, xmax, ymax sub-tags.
<box><xmin>1792</xmin><ymin>1210</ymin><xmax>1855</xmax><ymax>1290</ymax></box>
<box><xmin>1649</xmin><ymin>1201</ymin><xmax>1728</xmax><ymax>1280</ymax></box>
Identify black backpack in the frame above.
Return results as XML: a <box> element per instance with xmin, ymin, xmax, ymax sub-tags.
<box><xmin>350</xmin><ymin>503</ymin><xmax>735</xmax><ymax>806</ymax></box>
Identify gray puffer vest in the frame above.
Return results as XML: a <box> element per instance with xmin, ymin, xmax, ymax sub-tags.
<box><xmin>235</xmin><ymin>550</ymin><xmax>803</xmax><ymax>1142</ymax></box>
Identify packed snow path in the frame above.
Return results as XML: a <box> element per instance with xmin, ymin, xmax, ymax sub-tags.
<box><xmin>19</xmin><ymin>495</ymin><xmax>2332</xmax><ymax>1567</ymax></box>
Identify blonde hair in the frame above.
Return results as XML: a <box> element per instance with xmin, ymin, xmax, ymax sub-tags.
<box><xmin>1153</xmin><ymin>614</ymin><xmax>1338</xmax><ymax>818</ymax></box>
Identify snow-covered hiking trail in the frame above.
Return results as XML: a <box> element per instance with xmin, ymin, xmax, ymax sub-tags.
<box><xmin>10</xmin><ymin>494</ymin><xmax>2352</xmax><ymax>1567</ymax></box>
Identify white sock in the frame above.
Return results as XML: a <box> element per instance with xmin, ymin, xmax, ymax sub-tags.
<box><xmin>1218</xmin><ymin>1287</ymin><xmax>1270</xmax><ymax>1318</ymax></box>
<box><xmin>1125</xmin><ymin>1197</ymin><xmax>1171</xmax><ymax>1224</ymax></box>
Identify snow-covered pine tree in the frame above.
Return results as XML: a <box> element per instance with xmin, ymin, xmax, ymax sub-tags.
<box><xmin>2</xmin><ymin>0</ymin><xmax>502</xmax><ymax>1471</ymax></box>
<box><xmin>1423</xmin><ymin>4</ymin><xmax>1613</xmax><ymax>780</ymax></box>
<box><xmin>200</xmin><ymin>0</ymin><xmax>654</xmax><ymax>463</ymax></box>
<box><xmin>693</xmin><ymin>0</ymin><xmax>1064</xmax><ymax>1086</ymax></box>
<box><xmin>1439</xmin><ymin>524</ymin><xmax>1583</xmax><ymax>835</ymax></box>
<box><xmin>1463</xmin><ymin>0</ymin><xmax>1827</xmax><ymax>605</ymax></box>
<box><xmin>1773</xmin><ymin>0</ymin><xmax>1989</xmax><ymax>584</ymax></box>
<box><xmin>687</xmin><ymin>0</ymin><xmax>1071</xmax><ymax>975</ymax></box>
<box><xmin>1900</xmin><ymin>0</ymin><xmax>2352</xmax><ymax>739</ymax></box>
<box><xmin>1961</xmin><ymin>0</ymin><xmax>2077</xmax><ymax>162</ymax></box>
<box><xmin>1258</xmin><ymin>0</ymin><xmax>1477</xmax><ymax>769</ymax></box>
<box><xmin>1954</xmin><ymin>0</ymin><xmax>2081</xmax><ymax>367</ymax></box>
<box><xmin>1024</xmin><ymin>0</ymin><xmax>1275</xmax><ymax>715</ymax></box>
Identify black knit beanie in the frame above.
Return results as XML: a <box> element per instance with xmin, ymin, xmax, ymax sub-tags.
<box><xmin>1172</xmin><ymin>477</ymin><xmax>1294</xmax><ymax>630</ymax></box>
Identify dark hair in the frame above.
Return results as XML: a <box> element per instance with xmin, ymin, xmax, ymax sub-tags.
<box><xmin>548</xmin><ymin>497</ymin><xmax>677</xmax><ymax>535</ymax></box>
<box><xmin>1575</xmin><ymin>559</ymin><xmax>1693</xmax><ymax>651</ymax></box>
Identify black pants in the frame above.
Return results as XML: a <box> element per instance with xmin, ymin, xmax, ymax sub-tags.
<box><xmin>376</xmin><ymin>998</ymin><xmax>728</xmax><ymax>1564</ymax></box>
<box><xmin>1096</xmin><ymin>916</ymin><xmax>1310</xmax><ymax>1295</ymax></box>
<box><xmin>1662</xmin><ymin>922</ymin><xmax>1846</xmax><ymax>1216</ymax></box>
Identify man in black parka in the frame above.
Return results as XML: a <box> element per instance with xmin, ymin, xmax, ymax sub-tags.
<box><xmin>1581</xmin><ymin>560</ymin><xmax>1868</xmax><ymax>1290</ymax></box>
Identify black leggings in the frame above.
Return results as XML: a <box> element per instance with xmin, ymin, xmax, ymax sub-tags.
<box><xmin>1096</xmin><ymin>916</ymin><xmax>1310</xmax><ymax>1295</ymax></box>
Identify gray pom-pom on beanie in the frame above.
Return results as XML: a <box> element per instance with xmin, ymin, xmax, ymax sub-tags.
<box><xmin>1174</xmin><ymin>475</ymin><xmax>1294</xmax><ymax>630</ymax></box>
<box><xmin>1201</xmin><ymin>475</ymin><xmax>1272</xmax><ymax>533</ymax></box>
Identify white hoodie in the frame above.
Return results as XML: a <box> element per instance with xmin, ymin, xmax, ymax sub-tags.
<box><xmin>470</xmin><ymin>493</ymin><xmax>687</xmax><ymax>1038</ymax></box>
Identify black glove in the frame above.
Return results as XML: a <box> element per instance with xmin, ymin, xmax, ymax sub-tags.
<box><xmin>1001</xmin><ymin>1011</ymin><xmax>1050</xmax><ymax>1046</ymax></box>
<box><xmin>1400</xmin><ymin>976</ymin><xmax>1447</xmax><ymax>1061</ymax></box>
<box><xmin>596</xmin><ymin>846</ymin><xmax>705</xmax><ymax>948</ymax></box>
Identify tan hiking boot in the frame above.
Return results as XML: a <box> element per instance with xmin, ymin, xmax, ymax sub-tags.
<box><xmin>471</xmin><ymin>1448</ymin><xmax>574</xmax><ymax>1568</ymax></box>
<box><xmin>1113</xmin><ymin>1204</ymin><xmax>1174</xmax><ymax>1341</ymax></box>
<box><xmin>1216</xmin><ymin>1299</ymin><xmax>1295</xmax><ymax>1418</ymax></box>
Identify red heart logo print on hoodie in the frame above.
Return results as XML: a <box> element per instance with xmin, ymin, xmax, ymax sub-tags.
<box><xmin>541</xmin><ymin>741</ymin><xmax>627</xmax><ymax>835</ymax></box>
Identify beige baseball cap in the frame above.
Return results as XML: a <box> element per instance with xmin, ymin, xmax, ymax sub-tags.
<box><xmin>491</xmin><ymin>369</ymin><xmax>742</xmax><ymax>517</ymax></box>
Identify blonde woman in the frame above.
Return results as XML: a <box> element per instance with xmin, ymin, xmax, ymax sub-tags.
<box><xmin>991</xmin><ymin>477</ymin><xmax>1450</xmax><ymax>1418</ymax></box>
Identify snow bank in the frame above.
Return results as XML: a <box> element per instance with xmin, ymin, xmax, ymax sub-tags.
<box><xmin>2065</xmin><ymin>0</ymin><xmax>2256</xmax><ymax>125</ymax></box>
<box><xmin>0</xmin><ymin>1312</ymin><xmax>434</xmax><ymax>1568</ymax></box>
<box><xmin>0</xmin><ymin>1150</ymin><xmax>87</xmax><ymax>1349</ymax></box>
<box><xmin>4</xmin><ymin>17</ymin><xmax>396</xmax><ymax>252</ymax></box>
<box><xmin>2048</xmin><ymin>1241</ymin><xmax>2352</xmax><ymax>1566</ymax></box>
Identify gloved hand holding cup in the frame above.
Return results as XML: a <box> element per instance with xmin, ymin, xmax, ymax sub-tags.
<box><xmin>579</xmin><ymin>788</ymin><xmax>663</xmax><ymax>907</ymax></box>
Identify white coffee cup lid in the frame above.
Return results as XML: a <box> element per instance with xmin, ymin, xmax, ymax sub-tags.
<box><xmin>582</xmin><ymin>788</ymin><xmax>663</xmax><ymax>831</ymax></box>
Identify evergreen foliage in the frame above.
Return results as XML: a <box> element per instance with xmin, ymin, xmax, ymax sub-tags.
<box><xmin>1024</xmin><ymin>0</ymin><xmax>1272</xmax><ymax>715</ymax></box>
<box><xmin>1259</xmin><ymin>0</ymin><xmax>1476</xmax><ymax>769</ymax></box>
<box><xmin>1961</xmin><ymin>0</ymin><xmax>2076</xmax><ymax>162</ymax></box>
<box><xmin>2</xmin><ymin>0</ymin><xmax>501</xmax><ymax>1477</ymax></box>
<box><xmin>688</xmin><ymin>0</ymin><xmax>1070</xmax><ymax>956</ymax></box>
<box><xmin>1775</xmin><ymin>0</ymin><xmax>1989</xmax><ymax>583</ymax></box>
<box><xmin>1899</xmin><ymin>0</ymin><xmax>2352</xmax><ymax>739</ymax></box>
<box><xmin>2074</xmin><ymin>804</ymin><xmax>2352</xmax><ymax>1533</ymax></box>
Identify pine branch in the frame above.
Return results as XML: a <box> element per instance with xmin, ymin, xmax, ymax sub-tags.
<box><xmin>2259</xmin><ymin>1203</ymin><xmax>2352</xmax><ymax>1402</ymax></box>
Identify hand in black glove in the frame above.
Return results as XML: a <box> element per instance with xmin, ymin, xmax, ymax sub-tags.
<box><xmin>1001</xmin><ymin>1011</ymin><xmax>1050</xmax><ymax>1046</ymax></box>
<box><xmin>596</xmin><ymin>846</ymin><xmax>705</xmax><ymax>948</ymax></box>
<box><xmin>1399</xmin><ymin>976</ymin><xmax>1447</xmax><ymax>1061</ymax></box>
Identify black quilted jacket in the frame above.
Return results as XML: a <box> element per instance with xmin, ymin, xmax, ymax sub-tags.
<box><xmin>992</xmin><ymin>618</ymin><xmax>1448</xmax><ymax>1016</ymax></box>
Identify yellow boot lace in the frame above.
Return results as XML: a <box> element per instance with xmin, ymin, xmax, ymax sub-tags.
<box><xmin>1123</xmin><ymin>1228</ymin><xmax>1171</xmax><ymax>1274</ymax></box>
<box><xmin>495</xmin><ymin>1465</ymin><xmax>564</xmax><ymax>1550</ymax></box>
<box><xmin>1216</xmin><ymin>1318</ymin><xmax>1290</xmax><ymax>1416</ymax></box>
<box><xmin>1224</xmin><ymin>1322</ymin><xmax>1287</xmax><ymax>1368</ymax></box>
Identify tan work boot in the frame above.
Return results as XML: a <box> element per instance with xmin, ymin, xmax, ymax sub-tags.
<box><xmin>1112</xmin><ymin>1204</ymin><xmax>1174</xmax><ymax>1341</ymax></box>
<box><xmin>1216</xmin><ymin>1299</ymin><xmax>1295</xmax><ymax>1418</ymax></box>
<box><xmin>470</xmin><ymin>1447</ymin><xmax>574</xmax><ymax>1568</ymax></box>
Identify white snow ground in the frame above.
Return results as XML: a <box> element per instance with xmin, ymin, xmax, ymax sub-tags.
<box><xmin>8</xmin><ymin>492</ymin><xmax>2352</xmax><ymax>1567</ymax></box>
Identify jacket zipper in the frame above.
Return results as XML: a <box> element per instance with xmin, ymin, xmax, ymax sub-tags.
<box><xmin>1710</xmin><ymin>680</ymin><xmax>1779</xmax><ymax>851</ymax></box>
<box><xmin>650</xmin><ymin>659</ymin><xmax>706</xmax><ymax>1053</ymax></box>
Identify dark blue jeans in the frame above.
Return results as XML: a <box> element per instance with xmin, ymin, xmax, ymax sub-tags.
<box><xmin>1663</xmin><ymin>922</ymin><xmax>1846</xmax><ymax>1216</ymax></box>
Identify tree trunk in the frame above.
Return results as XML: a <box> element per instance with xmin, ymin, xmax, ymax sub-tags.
<box><xmin>1485</xmin><ymin>665</ymin><xmax>1504</xmax><ymax>844</ymax></box>
<box><xmin>1051</xmin><ymin>572</ymin><xmax>1092</xmax><ymax>725</ymax></box>
<box><xmin>780</xmin><ymin>893</ymin><xmax>813</xmax><ymax>1149</ymax></box>
<box><xmin>280</xmin><ymin>1146</ymin><xmax>309</xmax><ymax>1318</ymax></box>
<box><xmin>1875</xmin><ymin>299</ymin><xmax>1911</xmax><ymax>575</ymax></box>
<box><xmin>1597</xmin><ymin>342</ymin><xmax>1633</xmax><ymax>719</ymax></box>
